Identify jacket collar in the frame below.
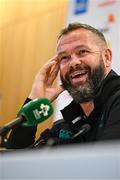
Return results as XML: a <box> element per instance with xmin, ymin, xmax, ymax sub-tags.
<box><xmin>94</xmin><ymin>70</ymin><xmax>120</xmax><ymax>108</ymax></box>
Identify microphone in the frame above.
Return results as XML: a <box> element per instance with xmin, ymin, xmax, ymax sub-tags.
<box><xmin>47</xmin><ymin>123</ymin><xmax>91</xmax><ymax>146</ymax></box>
<box><xmin>72</xmin><ymin>124</ymin><xmax>91</xmax><ymax>139</ymax></box>
<box><xmin>33</xmin><ymin>122</ymin><xmax>74</xmax><ymax>148</ymax></box>
<box><xmin>0</xmin><ymin>98</ymin><xmax>53</xmax><ymax>135</ymax></box>
<box><xmin>33</xmin><ymin>123</ymin><xmax>91</xmax><ymax>147</ymax></box>
<box><xmin>32</xmin><ymin>129</ymin><xmax>51</xmax><ymax>148</ymax></box>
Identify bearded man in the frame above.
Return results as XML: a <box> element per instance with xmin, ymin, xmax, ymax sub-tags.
<box><xmin>6</xmin><ymin>23</ymin><xmax>120</xmax><ymax>149</ymax></box>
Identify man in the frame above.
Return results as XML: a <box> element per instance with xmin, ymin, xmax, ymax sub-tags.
<box><xmin>7</xmin><ymin>22</ymin><xmax>120</xmax><ymax>148</ymax></box>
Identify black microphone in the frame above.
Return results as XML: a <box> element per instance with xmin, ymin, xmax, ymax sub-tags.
<box><xmin>47</xmin><ymin>123</ymin><xmax>91</xmax><ymax>146</ymax></box>
<box><xmin>32</xmin><ymin>123</ymin><xmax>91</xmax><ymax>148</ymax></box>
<box><xmin>32</xmin><ymin>129</ymin><xmax>51</xmax><ymax>148</ymax></box>
<box><xmin>72</xmin><ymin>124</ymin><xmax>91</xmax><ymax>139</ymax></box>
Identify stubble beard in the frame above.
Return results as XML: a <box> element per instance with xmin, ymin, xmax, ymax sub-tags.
<box><xmin>60</xmin><ymin>58</ymin><xmax>105</xmax><ymax>104</ymax></box>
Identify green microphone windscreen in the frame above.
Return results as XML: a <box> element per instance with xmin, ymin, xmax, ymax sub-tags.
<box><xmin>17</xmin><ymin>98</ymin><xmax>54</xmax><ymax>127</ymax></box>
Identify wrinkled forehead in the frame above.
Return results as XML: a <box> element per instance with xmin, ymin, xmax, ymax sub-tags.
<box><xmin>56</xmin><ymin>29</ymin><xmax>97</xmax><ymax>53</ymax></box>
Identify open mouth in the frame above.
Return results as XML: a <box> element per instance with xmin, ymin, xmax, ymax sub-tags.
<box><xmin>70</xmin><ymin>71</ymin><xmax>87</xmax><ymax>79</ymax></box>
<box><xmin>69</xmin><ymin>70</ymin><xmax>88</xmax><ymax>85</ymax></box>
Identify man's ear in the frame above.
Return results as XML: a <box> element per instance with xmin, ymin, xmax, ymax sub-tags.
<box><xmin>103</xmin><ymin>48</ymin><xmax>112</xmax><ymax>68</ymax></box>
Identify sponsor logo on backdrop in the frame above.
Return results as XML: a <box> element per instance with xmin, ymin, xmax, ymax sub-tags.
<box><xmin>99</xmin><ymin>13</ymin><xmax>115</xmax><ymax>34</ymax></box>
<box><xmin>74</xmin><ymin>0</ymin><xmax>88</xmax><ymax>15</ymax></box>
<box><xmin>97</xmin><ymin>0</ymin><xmax>117</xmax><ymax>7</ymax></box>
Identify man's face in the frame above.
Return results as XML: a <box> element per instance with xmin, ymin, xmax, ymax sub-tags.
<box><xmin>56</xmin><ymin>29</ymin><xmax>106</xmax><ymax>103</ymax></box>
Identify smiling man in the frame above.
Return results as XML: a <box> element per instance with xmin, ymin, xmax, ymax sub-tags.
<box><xmin>7</xmin><ymin>23</ymin><xmax>120</xmax><ymax>149</ymax></box>
<box><xmin>57</xmin><ymin>24</ymin><xmax>112</xmax><ymax>116</ymax></box>
<box><xmin>58</xmin><ymin>26</ymin><xmax>109</xmax><ymax>103</ymax></box>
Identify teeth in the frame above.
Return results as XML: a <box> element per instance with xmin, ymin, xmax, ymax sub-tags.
<box><xmin>71</xmin><ymin>71</ymin><xmax>86</xmax><ymax>78</ymax></box>
<box><xmin>71</xmin><ymin>73</ymin><xmax>81</xmax><ymax>78</ymax></box>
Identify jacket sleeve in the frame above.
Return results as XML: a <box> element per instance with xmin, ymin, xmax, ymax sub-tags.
<box><xmin>100</xmin><ymin>93</ymin><xmax>120</xmax><ymax>140</ymax></box>
<box><xmin>6</xmin><ymin>98</ymin><xmax>37</xmax><ymax>149</ymax></box>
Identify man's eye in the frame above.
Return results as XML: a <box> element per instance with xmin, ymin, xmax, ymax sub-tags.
<box><xmin>61</xmin><ymin>56</ymin><xmax>68</xmax><ymax>60</ymax></box>
<box><xmin>78</xmin><ymin>49</ymin><xmax>89</xmax><ymax>56</ymax></box>
<box><xmin>59</xmin><ymin>56</ymin><xmax>69</xmax><ymax>63</ymax></box>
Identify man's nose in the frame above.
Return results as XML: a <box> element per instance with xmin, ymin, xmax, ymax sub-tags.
<box><xmin>69</xmin><ymin>54</ymin><xmax>82</xmax><ymax>67</ymax></box>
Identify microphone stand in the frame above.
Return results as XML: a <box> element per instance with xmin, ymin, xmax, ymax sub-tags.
<box><xmin>0</xmin><ymin>116</ymin><xmax>22</xmax><ymax>148</ymax></box>
<box><xmin>0</xmin><ymin>116</ymin><xmax>23</xmax><ymax>135</ymax></box>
